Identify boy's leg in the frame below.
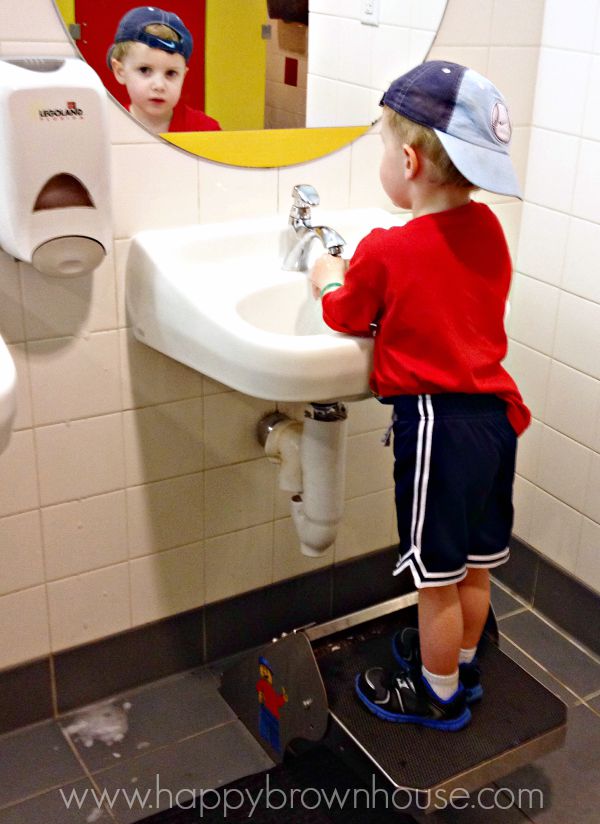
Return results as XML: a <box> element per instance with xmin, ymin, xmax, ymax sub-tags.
<box><xmin>418</xmin><ymin>583</ymin><xmax>463</xmax><ymax>676</ymax></box>
<box><xmin>458</xmin><ymin>567</ymin><xmax>490</xmax><ymax>649</ymax></box>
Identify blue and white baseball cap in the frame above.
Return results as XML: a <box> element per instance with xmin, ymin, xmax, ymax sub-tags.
<box><xmin>107</xmin><ymin>6</ymin><xmax>193</xmax><ymax>66</ymax></box>
<box><xmin>380</xmin><ymin>60</ymin><xmax>522</xmax><ymax>199</ymax></box>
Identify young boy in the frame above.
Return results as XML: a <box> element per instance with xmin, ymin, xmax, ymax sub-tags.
<box><xmin>107</xmin><ymin>6</ymin><xmax>221</xmax><ymax>134</ymax></box>
<box><xmin>310</xmin><ymin>61</ymin><xmax>530</xmax><ymax>732</ymax></box>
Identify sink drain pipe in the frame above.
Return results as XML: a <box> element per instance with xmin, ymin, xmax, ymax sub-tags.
<box><xmin>258</xmin><ymin>403</ymin><xmax>348</xmax><ymax>556</ymax></box>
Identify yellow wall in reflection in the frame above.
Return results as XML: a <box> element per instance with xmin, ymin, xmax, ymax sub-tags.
<box><xmin>205</xmin><ymin>0</ymin><xmax>266</xmax><ymax>130</ymax></box>
<box><xmin>55</xmin><ymin>0</ymin><xmax>74</xmax><ymax>26</ymax></box>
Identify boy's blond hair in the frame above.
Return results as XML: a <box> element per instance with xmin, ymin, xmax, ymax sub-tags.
<box><xmin>384</xmin><ymin>107</ymin><xmax>475</xmax><ymax>190</ymax></box>
<box><xmin>110</xmin><ymin>24</ymin><xmax>181</xmax><ymax>63</ymax></box>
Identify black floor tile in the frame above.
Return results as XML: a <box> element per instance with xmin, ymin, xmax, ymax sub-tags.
<box><xmin>501</xmin><ymin>704</ymin><xmax>600</xmax><ymax>823</ymax></box>
<box><xmin>61</xmin><ymin>669</ymin><xmax>235</xmax><ymax>773</ymax></box>
<box><xmin>137</xmin><ymin>745</ymin><xmax>417</xmax><ymax>824</ymax></box>
<box><xmin>416</xmin><ymin>786</ymin><xmax>531</xmax><ymax>822</ymax></box>
<box><xmin>498</xmin><ymin>636</ymin><xmax>578</xmax><ymax>706</ymax></box>
<box><xmin>491</xmin><ymin>581</ymin><xmax>526</xmax><ymax>619</ymax></box>
<box><xmin>0</xmin><ymin>779</ymin><xmax>106</xmax><ymax>824</ymax></box>
<box><xmin>499</xmin><ymin>611</ymin><xmax>600</xmax><ymax>698</ymax></box>
<box><xmin>91</xmin><ymin>721</ymin><xmax>274</xmax><ymax>823</ymax></box>
<box><xmin>0</xmin><ymin>720</ymin><xmax>86</xmax><ymax>809</ymax></box>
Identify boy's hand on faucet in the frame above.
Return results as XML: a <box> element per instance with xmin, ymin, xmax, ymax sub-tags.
<box><xmin>310</xmin><ymin>254</ymin><xmax>348</xmax><ymax>299</ymax></box>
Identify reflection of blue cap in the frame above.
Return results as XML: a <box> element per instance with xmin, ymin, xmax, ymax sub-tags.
<box><xmin>380</xmin><ymin>61</ymin><xmax>522</xmax><ymax>199</ymax></box>
<box><xmin>107</xmin><ymin>6</ymin><xmax>193</xmax><ymax>66</ymax></box>
<box><xmin>258</xmin><ymin>656</ymin><xmax>272</xmax><ymax>670</ymax></box>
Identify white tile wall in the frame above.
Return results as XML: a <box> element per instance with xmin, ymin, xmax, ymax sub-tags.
<box><xmin>272</xmin><ymin>517</ymin><xmax>334</xmax><ymax>581</ymax></box>
<box><xmin>524</xmin><ymin>128</ymin><xmax>579</xmax><ymax>212</ymax></box>
<box><xmin>528</xmin><ymin>488</ymin><xmax>582</xmax><ymax>573</ymax></box>
<box><xmin>503</xmin><ymin>340</ymin><xmax>551</xmax><ymax>421</ymax></box>
<box><xmin>27</xmin><ymin>332</ymin><xmax>122</xmax><ymax>426</ymax></box>
<box><xmin>536</xmin><ymin>425</ymin><xmax>592</xmax><ymax>511</ymax></box>
<box><xmin>0</xmin><ymin>586</ymin><xmax>50</xmax><ymax>668</ymax></box>
<box><xmin>541</xmin><ymin>0</ymin><xmax>599</xmax><ymax>51</ymax></box>
<box><xmin>511</xmin><ymin>0</ymin><xmax>600</xmax><ymax>593</ymax></box>
<box><xmin>3</xmin><ymin>0</ymin><xmax>598</xmax><ymax>675</ymax></box>
<box><xmin>129</xmin><ymin>542</ymin><xmax>204</xmax><ymax>624</ymax></box>
<box><xmin>572</xmin><ymin>139</ymin><xmax>600</xmax><ymax>223</ymax></box>
<box><xmin>306</xmin><ymin>2</ymin><xmax>442</xmax><ymax>127</ymax></box>
<box><xmin>577</xmin><ymin>518</ymin><xmax>600</xmax><ymax>590</ymax></box>
<box><xmin>516</xmin><ymin>203</ymin><xmax>569</xmax><ymax>287</ymax></box>
<box><xmin>532</xmin><ymin>49</ymin><xmax>591</xmax><ymax>134</ymax></box>
<box><xmin>126</xmin><ymin>473</ymin><xmax>203</xmax><ymax>558</ymax></box>
<box><xmin>42</xmin><ymin>492</ymin><xmax>128</xmax><ymax>580</ymax></box>
<box><xmin>562</xmin><ymin>217</ymin><xmax>600</xmax><ymax>303</ymax></box>
<box><xmin>490</xmin><ymin>0</ymin><xmax>546</xmax><ymax>46</ymax></box>
<box><xmin>35</xmin><ymin>414</ymin><xmax>126</xmax><ymax>506</ymax></box>
<box><xmin>0</xmin><ymin>511</ymin><xmax>44</xmax><ymax>595</ymax></box>
<box><xmin>20</xmin><ymin>253</ymin><xmax>119</xmax><ymax>341</ymax></box>
<box><xmin>553</xmin><ymin>292</ymin><xmax>600</xmax><ymax>379</ymax></box>
<box><xmin>507</xmin><ymin>274</ymin><xmax>560</xmax><ymax>355</ymax></box>
<box><xmin>544</xmin><ymin>361</ymin><xmax>600</xmax><ymax>448</ymax></box>
<box><xmin>205</xmin><ymin>524</ymin><xmax>273</xmax><ymax>604</ymax></box>
<box><xmin>46</xmin><ymin>564</ymin><xmax>131</xmax><ymax>650</ymax></box>
<box><xmin>582</xmin><ymin>56</ymin><xmax>600</xmax><ymax>140</ymax></box>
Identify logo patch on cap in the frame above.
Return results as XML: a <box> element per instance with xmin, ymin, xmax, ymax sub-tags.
<box><xmin>491</xmin><ymin>101</ymin><xmax>511</xmax><ymax>144</ymax></box>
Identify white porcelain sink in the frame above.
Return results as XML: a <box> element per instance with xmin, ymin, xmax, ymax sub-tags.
<box><xmin>126</xmin><ymin>208</ymin><xmax>405</xmax><ymax>402</ymax></box>
<box><xmin>0</xmin><ymin>334</ymin><xmax>17</xmax><ymax>454</ymax></box>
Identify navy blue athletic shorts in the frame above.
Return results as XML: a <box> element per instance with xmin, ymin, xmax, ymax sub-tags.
<box><xmin>384</xmin><ymin>393</ymin><xmax>517</xmax><ymax>588</ymax></box>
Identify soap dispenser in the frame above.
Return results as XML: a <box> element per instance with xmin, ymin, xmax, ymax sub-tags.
<box><xmin>0</xmin><ymin>57</ymin><xmax>111</xmax><ymax>277</ymax></box>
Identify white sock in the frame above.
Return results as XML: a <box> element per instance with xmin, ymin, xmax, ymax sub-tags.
<box><xmin>459</xmin><ymin>646</ymin><xmax>477</xmax><ymax>665</ymax></box>
<box><xmin>422</xmin><ymin>665</ymin><xmax>459</xmax><ymax>701</ymax></box>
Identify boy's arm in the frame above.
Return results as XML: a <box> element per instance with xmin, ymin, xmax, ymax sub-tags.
<box><xmin>309</xmin><ymin>255</ymin><xmax>348</xmax><ymax>298</ymax></box>
<box><xmin>310</xmin><ymin>233</ymin><xmax>386</xmax><ymax>336</ymax></box>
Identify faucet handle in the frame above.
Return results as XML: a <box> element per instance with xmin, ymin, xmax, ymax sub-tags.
<box><xmin>291</xmin><ymin>184</ymin><xmax>320</xmax><ymax>208</ymax></box>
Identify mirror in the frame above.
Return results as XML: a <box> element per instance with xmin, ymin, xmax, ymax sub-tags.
<box><xmin>52</xmin><ymin>1</ymin><xmax>448</xmax><ymax>166</ymax></box>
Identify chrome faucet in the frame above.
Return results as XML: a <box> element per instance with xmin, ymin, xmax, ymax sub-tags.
<box><xmin>282</xmin><ymin>184</ymin><xmax>346</xmax><ymax>271</ymax></box>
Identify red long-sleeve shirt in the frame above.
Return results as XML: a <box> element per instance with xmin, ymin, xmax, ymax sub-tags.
<box><xmin>322</xmin><ymin>201</ymin><xmax>530</xmax><ymax>435</ymax></box>
<box><xmin>168</xmin><ymin>103</ymin><xmax>221</xmax><ymax>132</ymax></box>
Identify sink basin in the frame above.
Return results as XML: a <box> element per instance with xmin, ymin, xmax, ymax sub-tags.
<box><xmin>126</xmin><ymin>208</ymin><xmax>405</xmax><ymax>402</ymax></box>
<box><xmin>0</xmin><ymin>334</ymin><xmax>17</xmax><ymax>454</ymax></box>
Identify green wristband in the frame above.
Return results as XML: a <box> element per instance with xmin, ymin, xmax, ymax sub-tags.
<box><xmin>320</xmin><ymin>281</ymin><xmax>343</xmax><ymax>298</ymax></box>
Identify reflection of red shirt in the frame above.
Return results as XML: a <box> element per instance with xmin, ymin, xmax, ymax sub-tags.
<box><xmin>256</xmin><ymin>679</ymin><xmax>286</xmax><ymax>718</ymax></box>
<box><xmin>168</xmin><ymin>103</ymin><xmax>221</xmax><ymax>132</ymax></box>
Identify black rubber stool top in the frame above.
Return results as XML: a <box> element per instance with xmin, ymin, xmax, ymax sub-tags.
<box><xmin>315</xmin><ymin>612</ymin><xmax>567</xmax><ymax>792</ymax></box>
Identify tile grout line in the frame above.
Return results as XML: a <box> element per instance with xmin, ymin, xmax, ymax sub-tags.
<box><xmin>498</xmin><ymin>631</ymin><xmax>585</xmax><ymax>703</ymax></box>
<box><xmin>493</xmin><ymin>576</ymin><xmax>600</xmax><ymax>663</ymax></box>
<box><xmin>583</xmin><ymin>686</ymin><xmax>600</xmax><ymax>701</ymax></box>
<box><xmin>74</xmin><ymin>718</ymin><xmax>242</xmax><ymax>780</ymax></box>
<box><xmin>526</xmin><ymin>604</ymin><xmax>600</xmax><ymax>665</ymax></box>
<box><xmin>580</xmin><ymin>699</ymin><xmax>600</xmax><ymax>720</ymax></box>
<box><xmin>0</xmin><ymin>710</ymin><xmax>240</xmax><ymax>816</ymax></box>
<box><xmin>0</xmin><ymin>723</ymin><xmax>116</xmax><ymax>822</ymax></box>
<box><xmin>491</xmin><ymin>575</ymin><xmax>534</xmax><ymax>608</ymax></box>
<box><xmin>496</xmin><ymin>605</ymin><xmax>528</xmax><ymax>621</ymax></box>
<box><xmin>59</xmin><ymin>722</ymin><xmax>121</xmax><ymax>823</ymax></box>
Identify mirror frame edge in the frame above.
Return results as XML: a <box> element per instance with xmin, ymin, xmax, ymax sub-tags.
<box><xmin>162</xmin><ymin>124</ymin><xmax>373</xmax><ymax>167</ymax></box>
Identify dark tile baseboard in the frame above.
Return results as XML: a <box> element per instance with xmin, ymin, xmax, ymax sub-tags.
<box><xmin>496</xmin><ymin>536</ymin><xmax>600</xmax><ymax>657</ymax></box>
<box><xmin>0</xmin><ymin>658</ymin><xmax>53</xmax><ymax>733</ymax></box>
<box><xmin>1</xmin><ymin>539</ymin><xmax>598</xmax><ymax>736</ymax></box>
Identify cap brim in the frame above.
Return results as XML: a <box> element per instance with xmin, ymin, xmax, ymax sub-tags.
<box><xmin>434</xmin><ymin>129</ymin><xmax>523</xmax><ymax>199</ymax></box>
